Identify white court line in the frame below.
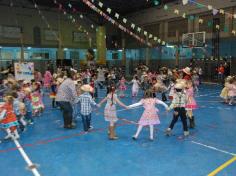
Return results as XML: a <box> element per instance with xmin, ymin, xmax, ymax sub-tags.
<box><xmin>12</xmin><ymin>137</ymin><xmax>41</xmax><ymax>176</ymax></box>
<box><xmin>191</xmin><ymin>141</ymin><xmax>236</xmax><ymax>156</ymax></box>
<box><xmin>196</xmin><ymin>91</ymin><xmax>220</xmax><ymax>97</ymax></box>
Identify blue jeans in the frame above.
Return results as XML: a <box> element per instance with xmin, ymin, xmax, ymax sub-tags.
<box><xmin>81</xmin><ymin>114</ymin><xmax>91</xmax><ymax>132</ymax></box>
<box><xmin>25</xmin><ymin>111</ymin><xmax>33</xmax><ymax>123</ymax></box>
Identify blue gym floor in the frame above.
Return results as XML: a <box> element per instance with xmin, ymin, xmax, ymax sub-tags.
<box><xmin>0</xmin><ymin>84</ymin><xmax>236</xmax><ymax>176</ymax></box>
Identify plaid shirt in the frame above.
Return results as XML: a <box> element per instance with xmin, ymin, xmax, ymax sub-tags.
<box><xmin>56</xmin><ymin>78</ymin><xmax>77</xmax><ymax>104</ymax></box>
<box><xmin>169</xmin><ymin>92</ymin><xmax>187</xmax><ymax>109</ymax></box>
<box><xmin>76</xmin><ymin>92</ymin><xmax>97</xmax><ymax>115</ymax></box>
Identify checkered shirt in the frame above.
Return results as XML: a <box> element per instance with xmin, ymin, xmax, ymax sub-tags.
<box><xmin>76</xmin><ymin>92</ymin><xmax>97</xmax><ymax>115</ymax></box>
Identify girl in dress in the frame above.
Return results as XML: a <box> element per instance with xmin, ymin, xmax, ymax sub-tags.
<box><xmin>128</xmin><ymin>89</ymin><xmax>168</xmax><ymax>141</ymax></box>
<box><xmin>118</xmin><ymin>76</ymin><xmax>127</xmax><ymax>98</ymax></box>
<box><xmin>220</xmin><ymin>76</ymin><xmax>232</xmax><ymax>103</ymax></box>
<box><xmin>0</xmin><ymin>95</ymin><xmax>20</xmax><ymax>139</ymax></box>
<box><xmin>98</xmin><ymin>86</ymin><xmax>128</xmax><ymax>140</ymax></box>
<box><xmin>185</xmin><ymin>80</ymin><xmax>198</xmax><ymax>128</ymax></box>
<box><xmin>168</xmin><ymin>78</ymin><xmax>176</xmax><ymax>100</ymax></box>
<box><xmin>31</xmin><ymin>82</ymin><xmax>44</xmax><ymax>117</ymax></box>
<box><xmin>131</xmin><ymin>75</ymin><xmax>140</xmax><ymax>97</ymax></box>
<box><xmin>226</xmin><ymin>76</ymin><xmax>236</xmax><ymax>105</ymax></box>
<box><xmin>192</xmin><ymin>71</ymin><xmax>200</xmax><ymax>92</ymax></box>
<box><xmin>43</xmin><ymin>70</ymin><xmax>52</xmax><ymax>93</ymax></box>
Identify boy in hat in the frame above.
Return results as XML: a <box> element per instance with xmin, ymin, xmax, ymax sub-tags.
<box><xmin>166</xmin><ymin>82</ymin><xmax>189</xmax><ymax>137</ymax></box>
<box><xmin>76</xmin><ymin>84</ymin><xmax>99</xmax><ymax>132</ymax></box>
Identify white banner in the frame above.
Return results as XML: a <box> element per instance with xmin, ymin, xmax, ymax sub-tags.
<box><xmin>14</xmin><ymin>62</ymin><xmax>34</xmax><ymax>81</ymax></box>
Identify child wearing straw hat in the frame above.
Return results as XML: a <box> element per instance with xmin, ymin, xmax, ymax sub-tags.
<box><xmin>77</xmin><ymin>84</ymin><xmax>99</xmax><ymax>132</ymax></box>
<box><xmin>166</xmin><ymin>82</ymin><xmax>189</xmax><ymax>137</ymax></box>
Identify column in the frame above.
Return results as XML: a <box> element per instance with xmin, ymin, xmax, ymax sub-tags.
<box><xmin>96</xmin><ymin>26</ymin><xmax>106</xmax><ymax>65</ymax></box>
<box><xmin>121</xmin><ymin>32</ymin><xmax>126</xmax><ymax>66</ymax></box>
<box><xmin>145</xmin><ymin>36</ymin><xmax>150</xmax><ymax>66</ymax></box>
<box><xmin>57</xmin><ymin>13</ymin><xmax>63</xmax><ymax>60</ymax></box>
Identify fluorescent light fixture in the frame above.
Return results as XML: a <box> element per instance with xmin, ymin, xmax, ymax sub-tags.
<box><xmin>63</xmin><ymin>48</ymin><xmax>68</xmax><ymax>51</ymax></box>
<box><xmin>166</xmin><ymin>44</ymin><xmax>174</xmax><ymax>48</ymax></box>
<box><xmin>118</xmin><ymin>49</ymin><xmax>123</xmax><ymax>52</ymax></box>
<box><xmin>27</xmin><ymin>47</ymin><xmax>32</xmax><ymax>49</ymax></box>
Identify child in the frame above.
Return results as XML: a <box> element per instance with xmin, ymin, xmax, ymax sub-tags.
<box><xmin>185</xmin><ymin>80</ymin><xmax>197</xmax><ymax>128</ymax></box>
<box><xmin>226</xmin><ymin>76</ymin><xmax>236</xmax><ymax>105</ymax></box>
<box><xmin>50</xmin><ymin>78</ymin><xmax>58</xmax><ymax>108</ymax></box>
<box><xmin>98</xmin><ymin>86</ymin><xmax>128</xmax><ymax>140</ymax></box>
<box><xmin>0</xmin><ymin>95</ymin><xmax>20</xmax><ymax>139</ymax></box>
<box><xmin>131</xmin><ymin>75</ymin><xmax>140</xmax><ymax>97</ymax></box>
<box><xmin>165</xmin><ymin>83</ymin><xmax>189</xmax><ymax>137</ymax></box>
<box><xmin>128</xmin><ymin>89</ymin><xmax>168</xmax><ymax>141</ymax></box>
<box><xmin>118</xmin><ymin>76</ymin><xmax>127</xmax><ymax>98</ymax></box>
<box><xmin>12</xmin><ymin>92</ymin><xmax>27</xmax><ymax>132</ymax></box>
<box><xmin>76</xmin><ymin>84</ymin><xmax>99</xmax><ymax>132</ymax></box>
<box><xmin>23</xmin><ymin>88</ymin><xmax>34</xmax><ymax>124</ymax></box>
<box><xmin>168</xmin><ymin>78</ymin><xmax>176</xmax><ymax>100</ymax></box>
<box><xmin>31</xmin><ymin>82</ymin><xmax>44</xmax><ymax>117</ymax></box>
<box><xmin>220</xmin><ymin>76</ymin><xmax>232</xmax><ymax>103</ymax></box>
<box><xmin>192</xmin><ymin>71</ymin><xmax>200</xmax><ymax>92</ymax></box>
<box><xmin>43</xmin><ymin>70</ymin><xmax>52</xmax><ymax>93</ymax></box>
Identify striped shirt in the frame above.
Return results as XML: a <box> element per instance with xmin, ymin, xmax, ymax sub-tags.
<box><xmin>56</xmin><ymin>78</ymin><xmax>77</xmax><ymax>104</ymax></box>
<box><xmin>169</xmin><ymin>92</ymin><xmax>187</xmax><ymax>109</ymax></box>
<box><xmin>76</xmin><ymin>92</ymin><xmax>97</xmax><ymax>115</ymax></box>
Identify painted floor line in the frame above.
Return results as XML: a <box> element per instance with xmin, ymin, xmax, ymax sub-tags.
<box><xmin>191</xmin><ymin>141</ymin><xmax>236</xmax><ymax>156</ymax></box>
<box><xmin>207</xmin><ymin>156</ymin><xmax>236</xmax><ymax>176</ymax></box>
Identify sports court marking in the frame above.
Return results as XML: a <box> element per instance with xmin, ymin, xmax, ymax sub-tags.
<box><xmin>207</xmin><ymin>156</ymin><xmax>236</xmax><ymax>176</ymax></box>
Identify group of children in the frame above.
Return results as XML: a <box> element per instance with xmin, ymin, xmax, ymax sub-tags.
<box><xmin>0</xmin><ymin>78</ymin><xmax>45</xmax><ymax>141</ymax></box>
<box><xmin>0</xmin><ymin>65</ymin><xmax>199</xmax><ymax>142</ymax></box>
<box><xmin>220</xmin><ymin>75</ymin><xmax>236</xmax><ymax>105</ymax></box>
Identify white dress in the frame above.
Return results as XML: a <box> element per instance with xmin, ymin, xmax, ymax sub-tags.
<box><xmin>104</xmin><ymin>94</ymin><xmax>118</xmax><ymax>122</ymax></box>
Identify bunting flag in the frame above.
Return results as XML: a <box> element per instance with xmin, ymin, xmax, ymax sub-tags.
<box><xmin>182</xmin><ymin>0</ymin><xmax>188</xmax><ymax>5</ymax></box>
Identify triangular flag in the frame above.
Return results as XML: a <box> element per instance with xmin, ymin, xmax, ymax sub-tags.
<box><xmin>144</xmin><ymin>31</ymin><xmax>147</xmax><ymax>36</ymax></box>
<box><xmin>107</xmin><ymin>8</ymin><xmax>111</xmax><ymax>14</ymax></box>
<box><xmin>98</xmin><ymin>2</ymin><xmax>103</xmax><ymax>8</ymax></box>
<box><xmin>131</xmin><ymin>24</ymin><xmax>135</xmax><ymax>29</ymax></box>
<box><xmin>164</xmin><ymin>5</ymin><xmax>168</xmax><ymax>10</ymax></box>
<box><xmin>123</xmin><ymin>18</ymin><xmax>127</xmax><ymax>24</ymax></box>
<box><xmin>213</xmin><ymin>9</ymin><xmax>218</xmax><ymax>15</ymax></box>
<box><xmin>182</xmin><ymin>13</ymin><xmax>186</xmax><ymax>18</ymax></box>
<box><xmin>208</xmin><ymin>5</ymin><xmax>213</xmax><ymax>10</ymax></box>
<box><xmin>182</xmin><ymin>0</ymin><xmax>188</xmax><ymax>5</ymax></box>
<box><xmin>198</xmin><ymin>19</ymin><xmax>204</xmax><ymax>24</ymax></box>
<box><xmin>219</xmin><ymin>9</ymin><xmax>225</xmax><ymax>14</ymax></box>
<box><xmin>115</xmin><ymin>13</ymin><xmax>119</xmax><ymax>19</ymax></box>
<box><xmin>149</xmin><ymin>34</ymin><xmax>153</xmax><ymax>39</ymax></box>
<box><xmin>174</xmin><ymin>9</ymin><xmax>179</xmax><ymax>15</ymax></box>
<box><xmin>154</xmin><ymin>37</ymin><xmax>157</xmax><ymax>41</ymax></box>
<box><xmin>137</xmin><ymin>27</ymin><xmax>141</xmax><ymax>32</ymax></box>
<box><xmin>158</xmin><ymin>39</ymin><xmax>161</xmax><ymax>43</ymax></box>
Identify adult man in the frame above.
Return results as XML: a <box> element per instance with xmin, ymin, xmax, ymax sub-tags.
<box><xmin>56</xmin><ymin>69</ymin><xmax>77</xmax><ymax>129</ymax></box>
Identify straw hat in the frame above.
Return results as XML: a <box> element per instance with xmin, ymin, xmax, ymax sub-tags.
<box><xmin>23</xmin><ymin>80</ymin><xmax>30</xmax><ymax>85</ymax></box>
<box><xmin>56</xmin><ymin>78</ymin><xmax>64</xmax><ymax>84</ymax></box>
<box><xmin>182</xmin><ymin>67</ymin><xmax>191</xmax><ymax>75</ymax></box>
<box><xmin>24</xmin><ymin>87</ymin><xmax>32</xmax><ymax>93</ymax></box>
<box><xmin>81</xmin><ymin>84</ymin><xmax>93</xmax><ymax>92</ymax></box>
<box><xmin>175</xmin><ymin>83</ymin><xmax>184</xmax><ymax>89</ymax></box>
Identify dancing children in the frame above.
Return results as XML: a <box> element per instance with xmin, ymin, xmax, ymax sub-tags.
<box><xmin>226</xmin><ymin>76</ymin><xmax>236</xmax><ymax>105</ymax></box>
<box><xmin>0</xmin><ymin>95</ymin><xmax>20</xmax><ymax>139</ymax></box>
<box><xmin>220</xmin><ymin>76</ymin><xmax>232</xmax><ymax>103</ymax></box>
<box><xmin>76</xmin><ymin>84</ymin><xmax>99</xmax><ymax>132</ymax></box>
<box><xmin>98</xmin><ymin>86</ymin><xmax>128</xmax><ymax>140</ymax></box>
<box><xmin>165</xmin><ymin>83</ymin><xmax>189</xmax><ymax>137</ymax></box>
<box><xmin>118</xmin><ymin>76</ymin><xmax>127</xmax><ymax>98</ymax></box>
<box><xmin>23</xmin><ymin>88</ymin><xmax>34</xmax><ymax>124</ymax></box>
<box><xmin>128</xmin><ymin>89</ymin><xmax>168</xmax><ymax>141</ymax></box>
<box><xmin>185</xmin><ymin>80</ymin><xmax>197</xmax><ymax>128</ymax></box>
<box><xmin>31</xmin><ymin>82</ymin><xmax>44</xmax><ymax>117</ymax></box>
<box><xmin>131</xmin><ymin>75</ymin><xmax>140</xmax><ymax>97</ymax></box>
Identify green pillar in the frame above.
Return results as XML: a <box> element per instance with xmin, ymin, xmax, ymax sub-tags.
<box><xmin>96</xmin><ymin>26</ymin><xmax>106</xmax><ymax>65</ymax></box>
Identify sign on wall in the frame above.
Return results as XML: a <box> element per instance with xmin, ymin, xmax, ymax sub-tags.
<box><xmin>0</xmin><ymin>25</ymin><xmax>21</xmax><ymax>39</ymax></box>
<box><xmin>44</xmin><ymin>29</ymin><xmax>58</xmax><ymax>41</ymax></box>
<box><xmin>73</xmin><ymin>32</ymin><xmax>88</xmax><ymax>42</ymax></box>
<box><xmin>14</xmin><ymin>62</ymin><xmax>34</xmax><ymax>81</ymax></box>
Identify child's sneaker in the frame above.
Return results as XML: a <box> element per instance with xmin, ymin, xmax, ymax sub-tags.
<box><xmin>184</xmin><ymin>131</ymin><xmax>189</xmax><ymax>137</ymax></box>
<box><xmin>165</xmin><ymin>128</ymin><xmax>172</xmax><ymax>136</ymax></box>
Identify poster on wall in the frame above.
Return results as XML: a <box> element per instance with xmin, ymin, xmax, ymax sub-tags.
<box><xmin>73</xmin><ymin>32</ymin><xmax>88</xmax><ymax>42</ymax></box>
<box><xmin>14</xmin><ymin>62</ymin><xmax>34</xmax><ymax>81</ymax></box>
<box><xmin>0</xmin><ymin>25</ymin><xmax>21</xmax><ymax>39</ymax></box>
<box><xmin>44</xmin><ymin>29</ymin><xmax>58</xmax><ymax>41</ymax></box>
